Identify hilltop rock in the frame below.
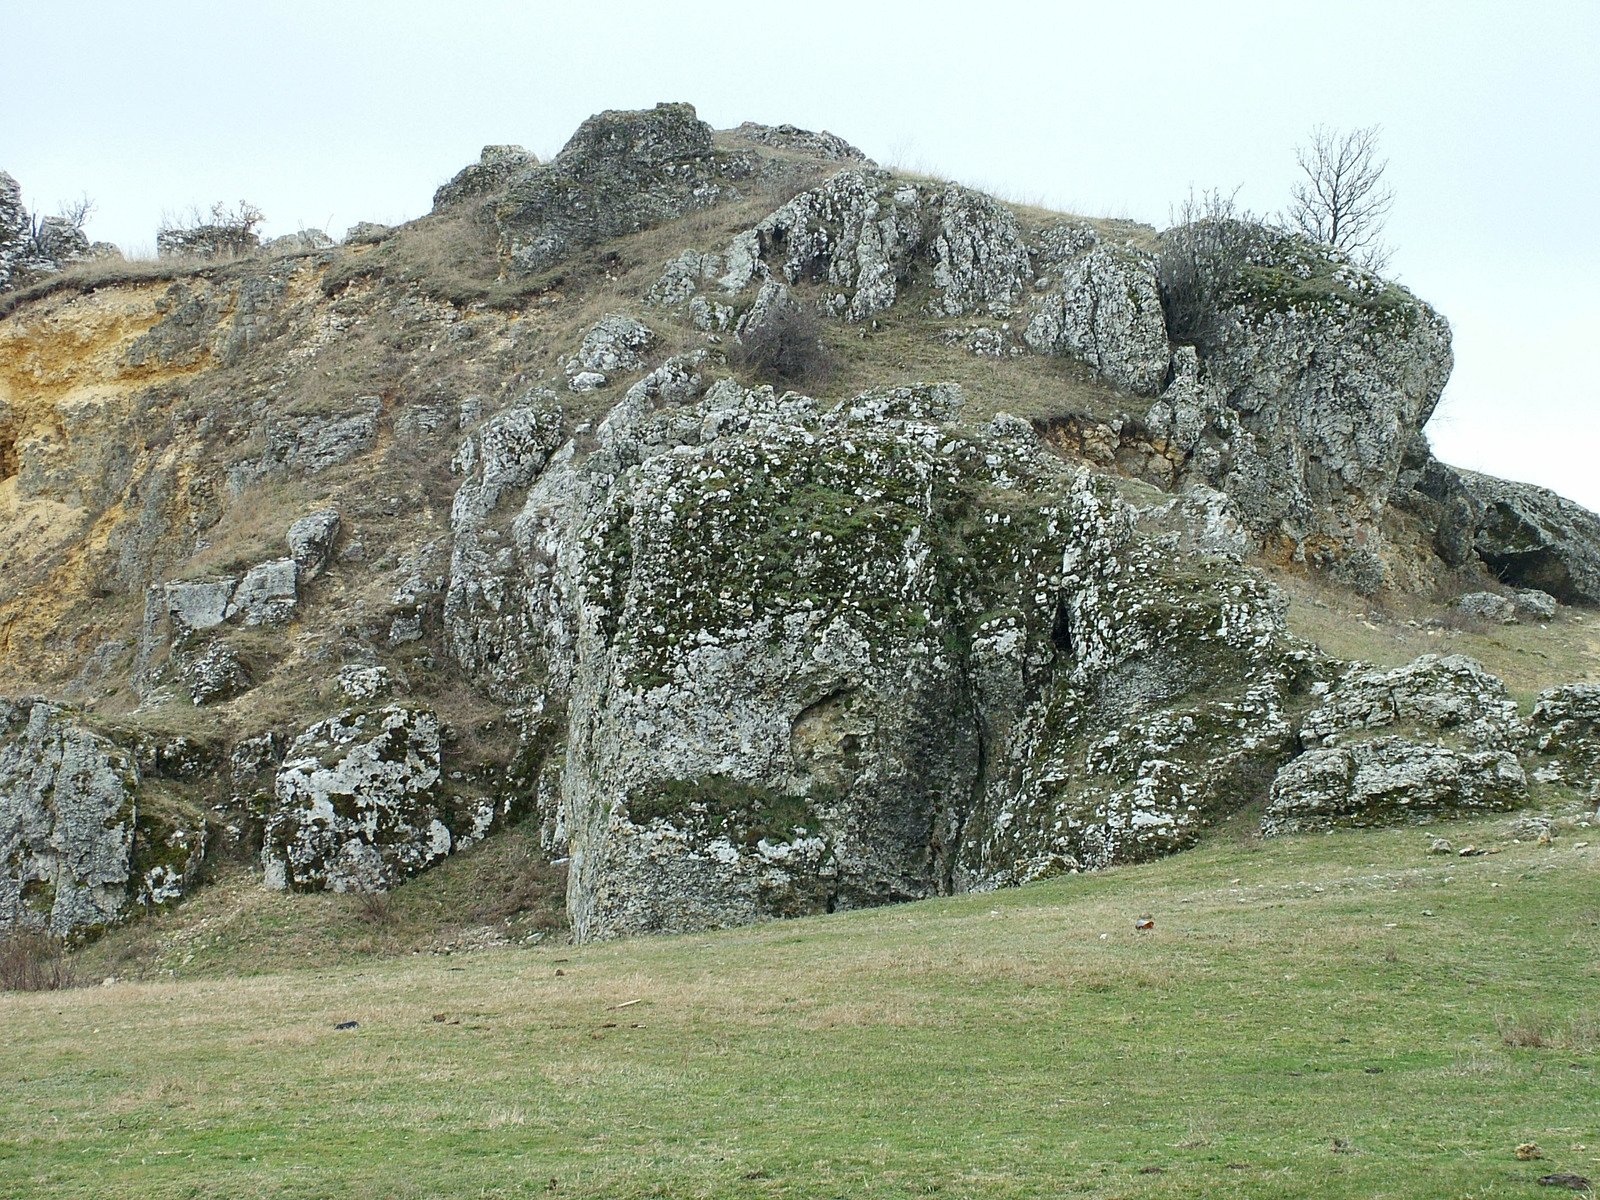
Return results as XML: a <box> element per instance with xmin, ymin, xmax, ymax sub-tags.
<box><xmin>433</xmin><ymin>144</ymin><xmax>539</xmax><ymax>209</ymax></box>
<box><xmin>1154</xmin><ymin>222</ymin><xmax>1453</xmax><ymax>570</ymax></box>
<box><xmin>495</xmin><ymin>103</ymin><xmax>745</xmax><ymax>273</ymax></box>
<box><xmin>728</xmin><ymin>122</ymin><xmax>870</xmax><ymax>163</ymax></box>
<box><xmin>0</xmin><ymin>171</ymin><xmax>97</xmax><ymax>291</ymax></box>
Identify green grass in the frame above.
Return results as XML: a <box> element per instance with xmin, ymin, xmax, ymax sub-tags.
<box><xmin>5</xmin><ymin>813</ymin><xmax>1597</xmax><ymax>1199</ymax></box>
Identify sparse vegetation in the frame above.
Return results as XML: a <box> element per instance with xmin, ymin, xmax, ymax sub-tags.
<box><xmin>0</xmin><ymin>930</ymin><xmax>76</xmax><ymax>991</ymax></box>
<box><xmin>1286</xmin><ymin>124</ymin><xmax>1394</xmax><ymax>271</ymax></box>
<box><xmin>728</xmin><ymin>299</ymin><xmax>837</xmax><ymax>389</ymax></box>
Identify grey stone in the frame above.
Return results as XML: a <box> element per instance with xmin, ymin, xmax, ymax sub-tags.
<box><xmin>262</xmin><ymin>706</ymin><xmax>452</xmax><ymax>892</ymax></box>
<box><xmin>287</xmin><ymin>509</ymin><xmax>341</xmax><ymax>578</ymax></box>
<box><xmin>1528</xmin><ymin>684</ymin><xmax>1600</xmax><ymax>794</ymax></box>
<box><xmin>226</xmin><ymin>558</ymin><xmax>298</xmax><ymax>626</ymax></box>
<box><xmin>1457</xmin><ymin>591</ymin><xmax>1517</xmax><ymax>624</ymax></box>
<box><xmin>0</xmin><ymin>702</ymin><xmax>139</xmax><ymax>935</ymax></box>
<box><xmin>1024</xmin><ymin>224</ymin><xmax>1171</xmax><ymax>395</ymax></box>
<box><xmin>1455</xmin><ymin>470</ymin><xmax>1600</xmax><ymax>605</ymax></box>
<box><xmin>727</xmin><ymin>122</ymin><xmax>871</xmax><ymax>163</ymax></box>
<box><xmin>433</xmin><ymin>144</ymin><xmax>539</xmax><ymax>209</ymax></box>
<box><xmin>442</xmin><ymin>373</ymin><xmax>1311</xmax><ymax>941</ymax></box>
<box><xmin>568</xmin><ymin>314</ymin><xmax>654</xmax><ymax>376</ymax></box>
<box><xmin>1263</xmin><ymin>739</ymin><xmax>1526</xmax><ymax>835</ymax></box>
<box><xmin>1297</xmin><ymin>654</ymin><xmax>1525</xmax><ymax>751</ymax></box>
<box><xmin>495</xmin><ymin>103</ymin><xmax>744</xmax><ymax>274</ymax></box>
<box><xmin>185</xmin><ymin>641</ymin><xmax>251</xmax><ymax>705</ymax></box>
<box><xmin>1153</xmin><ymin>221</ymin><xmax>1453</xmax><ymax>568</ymax></box>
<box><xmin>568</xmin><ymin>371</ymin><xmax>608</xmax><ymax>393</ymax></box>
<box><xmin>1513</xmin><ymin>589</ymin><xmax>1558</xmax><ymax>619</ymax></box>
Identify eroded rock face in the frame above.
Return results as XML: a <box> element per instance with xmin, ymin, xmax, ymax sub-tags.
<box><xmin>0</xmin><ymin>702</ymin><xmax>209</xmax><ymax>935</ymax></box>
<box><xmin>1264</xmin><ymin>740</ymin><xmax>1526</xmax><ymax>834</ymax></box>
<box><xmin>262</xmin><ymin>706</ymin><xmax>482</xmax><ymax>892</ymax></box>
<box><xmin>445</xmin><ymin>373</ymin><xmax>1313</xmax><ymax>940</ymax></box>
<box><xmin>728</xmin><ymin>122</ymin><xmax>870</xmax><ymax>162</ymax></box>
<box><xmin>1025</xmin><ymin>224</ymin><xmax>1170</xmax><ymax>395</ymax></box>
<box><xmin>1456</xmin><ymin>470</ymin><xmax>1600</xmax><ymax>605</ymax></box>
<box><xmin>1</xmin><ymin>700</ymin><xmax>137</xmax><ymax>935</ymax></box>
<box><xmin>1528</xmin><ymin>684</ymin><xmax>1600</xmax><ymax>794</ymax></box>
<box><xmin>1153</xmin><ymin>223</ymin><xmax>1453</xmax><ymax>571</ymax></box>
<box><xmin>1263</xmin><ymin>654</ymin><xmax>1527</xmax><ymax>834</ymax></box>
<box><xmin>433</xmin><ymin>144</ymin><xmax>539</xmax><ymax>209</ymax></box>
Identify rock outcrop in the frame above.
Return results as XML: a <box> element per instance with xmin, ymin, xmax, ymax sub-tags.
<box><xmin>493</xmin><ymin>103</ymin><xmax>750</xmax><ymax>274</ymax></box>
<box><xmin>1152</xmin><ymin>223</ymin><xmax>1453</xmax><ymax>574</ymax></box>
<box><xmin>444</xmin><ymin>373</ymin><xmax>1314</xmax><ymax>939</ymax></box>
<box><xmin>1528</xmin><ymin>684</ymin><xmax>1600</xmax><ymax>795</ymax></box>
<box><xmin>1</xmin><ymin>701</ymin><xmax>206</xmax><ymax>936</ymax></box>
<box><xmin>1263</xmin><ymin>655</ymin><xmax>1527</xmax><ymax>834</ymax></box>
<box><xmin>1455</xmin><ymin>470</ymin><xmax>1600</xmax><ymax>605</ymax></box>
<box><xmin>262</xmin><ymin>706</ymin><xmax>494</xmax><ymax>893</ymax></box>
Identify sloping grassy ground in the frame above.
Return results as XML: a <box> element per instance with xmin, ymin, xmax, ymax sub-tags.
<box><xmin>4</xmin><ymin>811</ymin><xmax>1597</xmax><ymax>1199</ymax></box>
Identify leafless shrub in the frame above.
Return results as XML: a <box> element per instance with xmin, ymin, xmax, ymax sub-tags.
<box><xmin>0</xmin><ymin>931</ymin><xmax>78</xmax><ymax>992</ymax></box>
<box><xmin>353</xmin><ymin>889</ymin><xmax>396</xmax><ymax>927</ymax></box>
<box><xmin>1156</xmin><ymin>187</ymin><xmax>1260</xmax><ymax>347</ymax></box>
<box><xmin>730</xmin><ymin>301</ymin><xmax>836</xmax><ymax>390</ymax></box>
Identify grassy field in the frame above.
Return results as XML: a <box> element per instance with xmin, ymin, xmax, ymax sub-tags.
<box><xmin>4</xmin><ymin>810</ymin><xmax>1597</xmax><ymax>1199</ymax></box>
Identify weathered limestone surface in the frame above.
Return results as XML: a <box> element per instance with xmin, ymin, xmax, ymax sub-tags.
<box><xmin>1025</xmin><ymin>224</ymin><xmax>1170</xmax><ymax>395</ymax></box>
<box><xmin>262</xmin><ymin>706</ymin><xmax>490</xmax><ymax>892</ymax></box>
<box><xmin>1455</xmin><ymin>470</ymin><xmax>1600</xmax><ymax>605</ymax></box>
<box><xmin>1528</xmin><ymin>684</ymin><xmax>1600</xmax><ymax>794</ymax></box>
<box><xmin>433</xmin><ymin>144</ymin><xmax>539</xmax><ymax>209</ymax></box>
<box><xmin>445</xmin><ymin>373</ymin><xmax>1315</xmax><ymax>940</ymax></box>
<box><xmin>0</xmin><ymin>700</ymin><xmax>137</xmax><ymax>934</ymax></box>
<box><xmin>1263</xmin><ymin>654</ymin><xmax>1528</xmax><ymax>834</ymax></box>
<box><xmin>0</xmin><ymin>701</ymin><xmax>207</xmax><ymax>936</ymax></box>
<box><xmin>1150</xmin><ymin>224</ymin><xmax>1453</xmax><ymax>573</ymax></box>
<box><xmin>494</xmin><ymin>103</ymin><xmax>750</xmax><ymax>273</ymax></box>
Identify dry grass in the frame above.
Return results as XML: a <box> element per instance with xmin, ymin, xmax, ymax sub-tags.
<box><xmin>1274</xmin><ymin>570</ymin><xmax>1600</xmax><ymax>704</ymax></box>
<box><xmin>0</xmin><ymin>930</ymin><xmax>78</xmax><ymax>991</ymax></box>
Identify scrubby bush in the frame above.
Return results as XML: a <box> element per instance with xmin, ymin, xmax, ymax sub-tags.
<box><xmin>157</xmin><ymin>200</ymin><xmax>265</xmax><ymax>261</ymax></box>
<box><xmin>730</xmin><ymin>300</ymin><xmax>836</xmax><ymax>390</ymax></box>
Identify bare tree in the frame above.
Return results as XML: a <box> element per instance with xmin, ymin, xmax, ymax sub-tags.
<box><xmin>1286</xmin><ymin>124</ymin><xmax>1394</xmax><ymax>271</ymax></box>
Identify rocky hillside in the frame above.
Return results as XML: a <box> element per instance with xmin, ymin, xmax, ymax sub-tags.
<box><xmin>3</xmin><ymin>103</ymin><xmax>1598</xmax><ymax>946</ymax></box>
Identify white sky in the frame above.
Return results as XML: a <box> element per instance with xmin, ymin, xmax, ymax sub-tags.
<box><xmin>5</xmin><ymin>0</ymin><xmax>1596</xmax><ymax>510</ymax></box>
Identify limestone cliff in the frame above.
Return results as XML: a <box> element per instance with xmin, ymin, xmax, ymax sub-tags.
<box><xmin>2</xmin><ymin>103</ymin><xmax>1597</xmax><ymax>944</ymax></box>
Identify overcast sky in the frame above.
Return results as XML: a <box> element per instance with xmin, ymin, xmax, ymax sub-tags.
<box><xmin>5</xmin><ymin>0</ymin><xmax>1596</xmax><ymax>510</ymax></box>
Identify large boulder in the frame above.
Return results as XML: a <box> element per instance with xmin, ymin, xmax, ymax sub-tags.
<box><xmin>1455</xmin><ymin>469</ymin><xmax>1600</xmax><ymax>605</ymax></box>
<box><xmin>1263</xmin><ymin>654</ymin><xmax>1527</xmax><ymax>834</ymax></box>
<box><xmin>261</xmin><ymin>706</ymin><xmax>507</xmax><ymax>893</ymax></box>
<box><xmin>1528</xmin><ymin>684</ymin><xmax>1600</xmax><ymax>794</ymax></box>
<box><xmin>1</xmin><ymin>700</ymin><xmax>137</xmax><ymax>935</ymax></box>
<box><xmin>444</xmin><ymin>369</ymin><xmax>1314</xmax><ymax>941</ymax></box>
<box><xmin>262</xmin><ymin>706</ymin><xmax>491</xmax><ymax>892</ymax></box>
<box><xmin>1263</xmin><ymin>740</ymin><xmax>1527</xmax><ymax>834</ymax></box>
